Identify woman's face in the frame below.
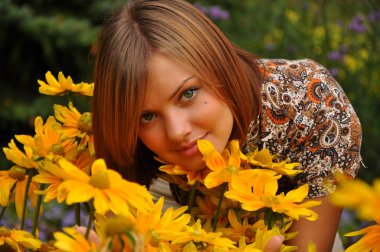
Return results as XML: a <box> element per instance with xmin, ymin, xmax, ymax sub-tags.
<box><xmin>138</xmin><ymin>53</ymin><xmax>234</xmax><ymax>171</ymax></box>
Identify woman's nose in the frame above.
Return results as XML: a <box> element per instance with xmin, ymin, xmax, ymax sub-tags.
<box><xmin>164</xmin><ymin>111</ymin><xmax>192</xmax><ymax>142</ymax></box>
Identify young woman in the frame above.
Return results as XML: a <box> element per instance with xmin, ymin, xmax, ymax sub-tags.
<box><xmin>92</xmin><ymin>0</ymin><xmax>362</xmax><ymax>250</ymax></box>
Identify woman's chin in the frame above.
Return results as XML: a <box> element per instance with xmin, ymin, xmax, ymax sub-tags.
<box><xmin>178</xmin><ymin>158</ymin><xmax>205</xmax><ymax>171</ymax></box>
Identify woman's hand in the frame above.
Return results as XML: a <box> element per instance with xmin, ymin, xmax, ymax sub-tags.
<box><xmin>76</xmin><ymin>226</ymin><xmax>101</xmax><ymax>247</ymax></box>
<box><xmin>286</xmin><ymin>196</ymin><xmax>342</xmax><ymax>251</ymax></box>
<box><xmin>265</xmin><ymin>234</ymin><xmax>284</xmax><ymax>252</ymax></box>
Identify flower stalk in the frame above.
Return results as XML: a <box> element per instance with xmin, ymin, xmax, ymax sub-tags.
<box><xmin>21</xmin><ymin>169</ymin><xmax>36</xmax><ymax>230</ymax></box>
<box><xmin>66</xmin><ymin>92</ymin><xmax>73</xmax><ymax>104</ymax></box>
<box><xmin>75</xmin><ymin>204</ymin><xmax>81</xmax><ymax>226</ymax></box>
<box><xmin>212</xmin><ymin>182</ymin><xmax>227</xmax><ymax>231</ymax></box>
<box><xmin>31</xmin><ymin>184</ymin><xmax>45</xmax><ymax>237</ymax></box>
<box><xmin>187</xmin><ymin>181</ymin><xmax>199</xmax><ymax>214</ymax></box>
<box><xmin>0</xmin><ymin>206</ymin><xmax>7</xmax><ymax>221</ymax></box>
<box><xmin>85</xmin><ymin>202</ymin><xmax>95</xmax><ymax>239</ymax></box>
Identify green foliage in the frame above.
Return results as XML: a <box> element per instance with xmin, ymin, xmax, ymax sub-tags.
<box><xmin>0</xmin><ymin>0</ymin><xmax>120</xmax><ymax>148</ymax></box>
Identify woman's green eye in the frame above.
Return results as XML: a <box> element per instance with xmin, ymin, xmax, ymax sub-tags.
<box><xmin>141</xmin><ymin>113</ymin><xmax>155</xmax><ymax>123</ymax></box>
<box><xmin>181</xmin><ymin>88</ymin><xmax>198</xmax><ymax>101</ymax></box>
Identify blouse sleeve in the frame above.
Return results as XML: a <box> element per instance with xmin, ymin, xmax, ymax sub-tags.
<box><xmin>245</xmin><ymin>58</ymin><xmax>363</xmax><ymax>198</ymax></box>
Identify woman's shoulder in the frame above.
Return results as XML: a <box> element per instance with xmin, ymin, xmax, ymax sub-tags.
<box><xmin>258</xmin><ymin>58</ymin><xmax>332</xmax><ymax>82</ymax></box>
<box><xmin>259</xmin><ymin>58</ymin><xmax>325</xmax><ymax>69</ymax></box>
<box><xmin>257</xmin><ymin>58</ymin><xmax>350</xmax><ymax>113</ymax></box>
<box><xmin>245</xmin><ymin>58</ymin><xmax>362</xmax><ymax>198</ymax></box>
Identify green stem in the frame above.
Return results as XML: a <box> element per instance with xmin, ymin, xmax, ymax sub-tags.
<box><xmin>187</xmin><ymin>181</ymin><xmax>198</xmax><ymax>214</ymax></box>
<box><xmin>85</xmin><ymin>204</ymin><xmax>95</xmax><ymax>239</ymax></box>
<box><xmin>31</xmin><ymin>184</ymin><xmax>45</xmax><ymax>237</ymax></box>
<box><xmin>212</xmin><ymin>183</ymin><xmax>228</xmax><ymax>231</ymax></box>
<box><xmin>66</xmin><ymin>93</ymin><xmax>73</xmax><ymax>104</ymax></box>
<box><xmin>75</xmin><ymin>204</ymin><xmax>81</xmax><ymax>226</ymax></box>
<box><xmin>21</xmin><ymin>169</ymin><xmax>36</xmax><ymax>230</ymax></box>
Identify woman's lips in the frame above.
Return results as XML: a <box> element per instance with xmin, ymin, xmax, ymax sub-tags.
<box><xmin>177</xmin><ymin>142</ymin><xmax>200</xmax><ymax>156</ymax></box>
<box><xmin>176</xmin><ymin>133</ymin><xmax>208</xmax><ymax>156</ymax></box>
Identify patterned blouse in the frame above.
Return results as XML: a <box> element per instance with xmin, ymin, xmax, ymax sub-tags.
<box><xmin>243</xmin><ymin>58</ymin><xmax>362</xmax><ymax>198</ymax></box>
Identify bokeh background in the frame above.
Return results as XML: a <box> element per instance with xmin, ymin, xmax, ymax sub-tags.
<box><xmin>0</xmin><ymin>0</ymin><xmax>379</xmax><ymax>248</ymax></box>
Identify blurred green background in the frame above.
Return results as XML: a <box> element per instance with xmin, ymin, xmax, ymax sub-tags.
<box><xmin>0</xmin><ymin>0</ymin><xmax>379</xmax><ymax>247</ymax></box>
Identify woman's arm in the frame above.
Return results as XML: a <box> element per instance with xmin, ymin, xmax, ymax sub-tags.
<box><xmin>286</xmin><ymin>195</ymin><xmax>343</xmax><ymax>251</ymax></box>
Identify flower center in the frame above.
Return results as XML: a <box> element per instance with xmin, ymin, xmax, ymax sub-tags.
<box><xmin>0</xmin><ymin>226</ymin><xmax>11</xmax><ymax>237</ymax></box>
<box><xmin>105</xmin><ymin>216</ymin><xmax>134</xmax><ymax>236</ymax></box>
<box><xmin>227</xmin><ymin>165</ymin><xmax>238</xmax><ymax>174</ymax></box>
<box><xmin>193</xmin><ymin>230</ymin><xmax>203</xmax><ymax>237</ymax></box>
<box><xmin>263</xmin><ymin>195</ymin><xmax>281</xmax><ymax>207</ymax></box>
<box><xmin>89</xmin><ymin>170</ymin><xmax>110</xmax><ymax>189</ymax></box>
<box><xmin>50</xmin><ymin>144</ymin><xmax>64</xmax><ymax>156</ymax></box>
<box><xmin>149</xmin><ymin>231</ymin><xmax>160</xmax><ymax>247</ymax></box>
<box><xmin>244</xmin><ymin>227</ymin><xmax>256</xmax><ymax>239</ymax></box>
<box><xmin>8</xmin><ymin>166</ymin><xmax>26</xmax><ymax>181</ymax></box>
<box><xmin>78</xmin><ymin>112</ymin><xmax>93</xmax><ymax>134</ymax></box>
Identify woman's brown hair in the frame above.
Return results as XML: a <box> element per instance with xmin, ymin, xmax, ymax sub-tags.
<box><xmin>92</xmin><ymin>0</ymin><xmax>262</xmax><ymax>187</ymax></box>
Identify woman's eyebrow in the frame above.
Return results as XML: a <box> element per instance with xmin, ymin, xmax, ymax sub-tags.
<box><xmin>169</xmin><ymin>75</ymin><xmax>196</xmax><ymax>100</ymax></box>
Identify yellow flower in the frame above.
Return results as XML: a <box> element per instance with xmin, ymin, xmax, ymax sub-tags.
<box><xmin>0</xmin><ymin>166</ymin><xmax>38</xmax><ymax>219</ymax></box>
<box><xmin>192</xmin><ymin>196</ymin><xmax>217</xmax><ymax>222</ymax></box>
<box><xmin>70</xmin><ymin>148</ymin><xmax>97</xmax><ymax>175</ymax></box>
<box><xmin>226</xmin><ymin>169</ymin><xmax>281</xmax><ymax>200</ymax></box>
<box><xmin>159</xmin><ymin>164</ymin><xmax>208</xmax><ymax>185</ymax></box>
<box><xmin>3</xmin><ymin>139</ymin><xmax>37</xmax><ymax>169</ymax></box>
<box><xmin>16</xmin><ymin>116</ymin><xmax>78</xmax><ymax>161</ymax></box>
<box><xmin>54</xmin><ymin>102</ymin><xmax>95</xmax><ymax>155</ymax></box>
<box><xmin>197</xmin><ymin>139</ymin><xmax>241</xmax><ymax>189</ymax></box>
<box><xmin>133</xmin><ymin>197</ymin><xmax>190</xmax><ymax>250</ymax></box>
<box><xmin>33</xmin><ymin>149</ymin><xmax>95</xmax><ymax>203</ymax></box>
<box><xmin>230</xmin><ymin>237</ymin><xmax>262</xmax><ymax>252</ymax></box>
<box><xmin>0</xmin><ymin>226</ymin><xmax>42</xmax><ymax>251</ymax></box>
<box><xmin>37</xmin><ymin>158</ymin><xmax>152</xmax><ymax>215</ymax></box>
<box><xmin>220</xmin><ymin>209</ymin><xmax>267</xmax><ymax>244</ymax></box>
<box><xmin>53</xmin><ymin>227</ymin><xmax>98</xmax><ymax>252</ymax></box>
<box><xmin>249</xmin><ymin>228</ymin><xmax>297</xmax><ymax>252</ymax></box>
<box><xmin>38</xmin><ymin>71</ymin><xmax>94</xmax><ymax>96</ymax></box>
<box><xmin>159</xmin><ymin>219</ymin><xmax>236</xmax><ymax>250</ymax></box>
<box><xmin>230</xmin><ymin>228</ymin><xmax>297</xmax><ymax>252</ymax></box>
<box><xmin>344</xmin><ymin>219</ymin><xmax>380</xmax><ymax>252</ymax></box>
<box><xmin>33</xmin><ymin>161</ymin><xmax>65</xmax><ymax>203</ymax></box>
<box><xmin>244</xmin><ymin>148</ymin><xmax>301</xmax><ymax>176</ymax></box>
<box><xmin>225</xmin><ymin>169</ymin><xmax>321</xmax><ymax>221</ymax></box>
<box><xmin>285</xmin><ymin>10</ymin><xmax>299</xmax><ymax>23</ymax></box>
<box><xmin>182</xmin><ymin>242</ymin><xmax>199</xmax><ymax>252</ymax></box>
<box><xmin>94</xmin><ymin>215</ymin><xmax>145</xmax><ymax>252</ymax></box>
<box><xmin>329</xmin><ymin>178</ymin><xmax>380</xmax><ymax>221</ymax></box>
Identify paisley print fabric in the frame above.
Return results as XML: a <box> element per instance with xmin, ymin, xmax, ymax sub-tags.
<box><xmin>243</xmin><ymin>59</ymin><xmax>362</xmax><ymax>198</ymax></box>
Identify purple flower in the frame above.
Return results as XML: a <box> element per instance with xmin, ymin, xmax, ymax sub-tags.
<box><xmin>44</xmin><ymin>204</ymin><xmax>64</xmax><ymax>219</ymax></box>
<box><xmin>327</xmin><ymin>51</ymin><xmax>344</xmax><ymax>61</ymax></box>
<box><xmin>193</xmin><ymin>2</ymin><xmax>208</xmax><ymax>15</ymax></box>
<box><xmin>369</xmin><ymin>10</ymin><xmax>380</xmax><ymax>23</ymax></box>
<box><xmin>194</xmin><ymin>3</ymin><xmax>230</xmax><ymax>21</ymax></box>
<box><xmin>266</xmin><ymin>42</ymin><xmax>275</xmax><ymax>51</ymax></box>
<box><xmin>340</xmin><ymin>209</ymin><xmax>353</xmax><ymax>223</ymax></box>
<box><xmin>209</xmin><ymin>5</ymin><xmax>230</xmax><ymax>21</ymax></box>
<box><xmin>348</xmin><ymin>16</ymin><xmax>367</xmax><ymax>33</ymax></box>
<box><xmin>328</xmin><ymin>68</ymin><xmax>339</xmax><ymax>77</ymax></box>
